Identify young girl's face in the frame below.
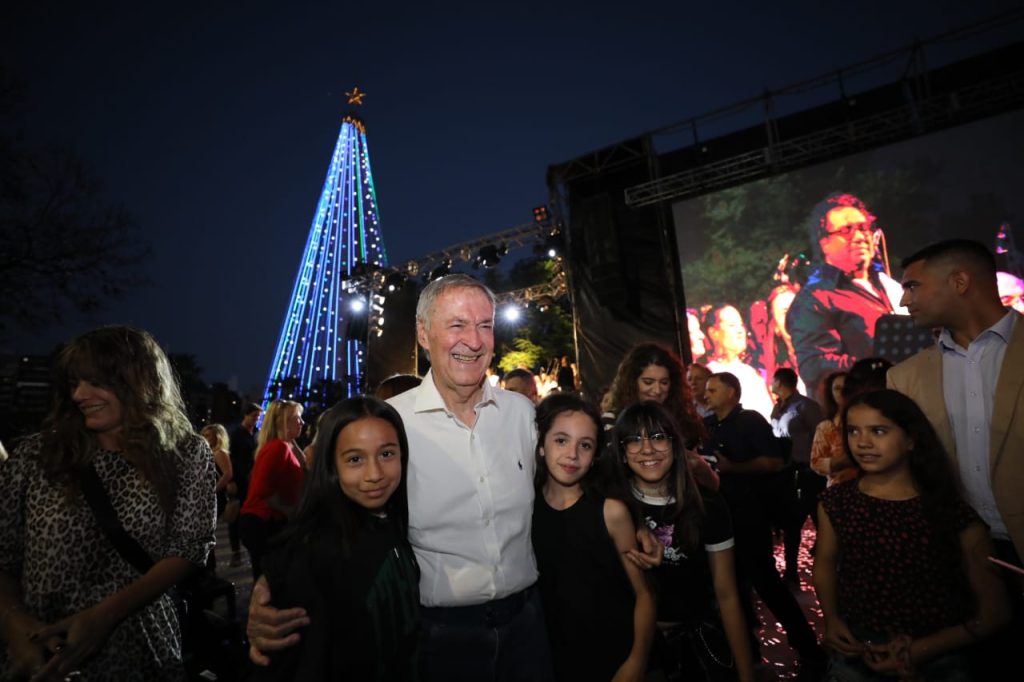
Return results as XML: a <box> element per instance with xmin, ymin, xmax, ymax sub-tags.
<box><xmin>845</xmin><ymin>404</ymin><xmax>914</xmax><ymax>474</ymax></box>
<box><xmin>540</xmin><ymin>411</ymin><xmax>598</xmax><ymax>487</ymax></box>
<box><xmin>622</xmin><ymin>427</ymin><xmax>674</xmax><ymax>489</ymax></box>
<box><xmin>334</xmin><ymin>416</ymin><xmax>403</xmax><ymax>511</ymax></box>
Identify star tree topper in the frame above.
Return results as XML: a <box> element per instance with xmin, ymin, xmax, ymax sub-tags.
<box><xmin>346</xmin><ymin>87</ymin><xmax>367</xmax><ymax>105</ymax></box>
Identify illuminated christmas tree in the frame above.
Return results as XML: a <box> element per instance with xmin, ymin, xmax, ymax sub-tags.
<box><xmin>261</xmin><ymin>89</ymin><xmax>387</xmax><ymax>407</ymax></box>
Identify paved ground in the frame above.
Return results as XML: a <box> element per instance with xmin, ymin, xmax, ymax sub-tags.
<box><xmin>208</xmin><ymin>518</ymin><xmax>254</xmax><ymax>624</ymax></box>
<box><xmin>209</xmin><ymin>517</ymin><xmax>824</xmax><ymax>681</ymax></box>
<box><xmin>756</xmin><ymin>520</ymin><xmax>824</xmax><ymax>681</ymax></box>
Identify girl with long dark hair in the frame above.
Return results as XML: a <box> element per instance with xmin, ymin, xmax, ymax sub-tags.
<box><xmin>531</xmin><ymin>393</ymin><xmax>655</xmax><ymax>681</ymax></box>
<box><xmin>612</xmin><ymin>401</ymin><xmax>754</xmax><ymax>682</ymax></box>
<box><xmin>252</xmin><ymin>396</ymin><xmax>419</xmax><ymax>681</ymax></box>
<box><xmin>815</xmin><ymin>389</ymin><xmax>1009</xmax><ymax>680</ymax></box>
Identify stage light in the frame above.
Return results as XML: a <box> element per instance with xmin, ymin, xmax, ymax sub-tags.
<box><xmin>350</xmin><ymin>298</ymin><xmax>366</xmax><ymax>313</ymax></box>
<box><xmin>428</xmin><ymin>259</ymin><xmax>452</xmax><ymax>281</ymax></box>
<box><xmin>541</xmin><ymin>228</ymin><xmax>564</xmax><ymax>259</ymax></box>
<box><xmin>533</xmin><ymin>206</ymin><xmax>550</xmax><ymax>224</ymax></box>
<box><xmin>385</xmin><ymin>271</ymin><xmax>407</xmax><ymax>292</ymax></box>
<box><xmin>476</xmin><ymin>244</ymin><xmax>502</xmax><ymax>268</ymax></box>
<box><xmin>502</xmin><ymin>305</ymin><xmax>521</xmax><ymax>322</ymax></box>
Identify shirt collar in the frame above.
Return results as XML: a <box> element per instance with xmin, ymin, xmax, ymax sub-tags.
<box><xmin>412</xmin><ymin>369</ymin><xmax>496</xmax><ymax>414</ymax></box>
<box><xmin>713</xmin><ymin>404</ymin><xmax>743</xmax><ymax>424</ymax></box>
<box><xmin>937</xmin><ymin>310</ymin><xmax>1016</xmax><ymax>353</ymax></box>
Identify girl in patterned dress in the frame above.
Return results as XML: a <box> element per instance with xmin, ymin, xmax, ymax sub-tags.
<box><xmin>814</xmin><ymin>389</ymin><xmax>1009</xmax><ymax>681</ymax></box>
<box><xmin>0</xmin><ymin>325</ymin><xmax>217</xmax><ymax>681</ymax></box>
<box><xmin>531</xmin><ymin>393</ymin><xmax>656</xmax><ymax>682</ymax></box>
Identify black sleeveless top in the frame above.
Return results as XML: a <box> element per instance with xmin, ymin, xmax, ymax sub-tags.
<box><xmin>532</xmin><ymin>492</ymin><xmax>634</xmax><ymax>681</ymax></box>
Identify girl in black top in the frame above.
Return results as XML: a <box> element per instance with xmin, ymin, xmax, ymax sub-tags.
<box><xmin>252</xmin><ymin>397</ymin><xmax>420</xmax><ymax>682</ymax></box>
<box><xmin>531</xmin><ymin>393</ymin><xmax>656</xmax><ymax>682</ymax></box>
<box><xmin>612</xmin><ymin>401</ymin><xmax>755</xmax><ymax>682</ymax></box>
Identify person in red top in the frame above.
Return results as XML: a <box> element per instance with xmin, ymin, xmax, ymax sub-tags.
<box><xmin>240</xmin><ymin>399</ymin><xmax>306</xmax><ymax>579</ymax></box>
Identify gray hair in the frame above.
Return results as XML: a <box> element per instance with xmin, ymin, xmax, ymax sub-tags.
<box><xmin>416</xmin><ymin>274</ymin><xmax>496</xmax><ymax>328</ymax></box>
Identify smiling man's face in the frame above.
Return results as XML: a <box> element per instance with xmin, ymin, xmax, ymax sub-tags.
<box><xmin>417</xmin><ymin>285</ymin><xmax>495</xmax><ymax>403</ymax></box>
<box><xmin>818</xmin><ymin>205</ymin><xmax>876</xmax><ymax>276</ymax></box>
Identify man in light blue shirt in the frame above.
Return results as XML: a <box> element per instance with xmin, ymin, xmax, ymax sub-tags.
<box><xmin>889</xmin><ymin>238</ymin><xmax>1024</xmax><ymax>677</ymax></box>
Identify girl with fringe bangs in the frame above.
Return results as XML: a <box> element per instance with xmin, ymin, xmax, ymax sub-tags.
<box><xmin>531</xmin><ymin>392</ymin><xmax>655</xmax><ymax>681</ymax></box>
<box><xmin>603</xmin><ymin>343</ymin><xmax>719</xmax><ymax>491</ymax></box>
<box><xmin>612</xmin><ymin>400</ymin><xmax>754</xmax><ymax>682</ymax></box>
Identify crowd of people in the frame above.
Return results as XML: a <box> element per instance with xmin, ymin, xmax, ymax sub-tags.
<box><xmin>1</xmin><ymin>237</ymin><xmax>1022</xmax><ymax>682</ymax></box>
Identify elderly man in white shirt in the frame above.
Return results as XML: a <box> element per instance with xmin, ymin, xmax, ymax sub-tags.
<box><xmin>246</xmin><ymin>274</ymin><xmax>661</xmax><ymax>681</ymax></box>
<box><xmin>387</xmin><ymin>275</ymin><xmax>550</xmax><ymax>680</ymax></box>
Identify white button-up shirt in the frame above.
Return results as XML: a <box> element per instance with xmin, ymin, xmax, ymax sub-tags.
<box><xmin>939</xmin><ymin>310</ymin><xmax>1016</xmax><ymax>540</ymax></box>
<box><xmin>389</xmin><ymin>370</ymin><xmax>539</xmax><ymax>607</ymax></box>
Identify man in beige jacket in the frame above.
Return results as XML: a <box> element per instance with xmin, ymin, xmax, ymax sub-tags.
<box><xmin>888</xmin><ymin>238</ymin><xmax>1022</xmax><ymax>675</ymax></box>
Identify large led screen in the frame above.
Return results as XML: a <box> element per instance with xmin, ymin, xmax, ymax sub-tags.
<box><xmin>673</xmin><ymin>109</ymin><xmax>1024</xmax><ymax>415</ymax></box>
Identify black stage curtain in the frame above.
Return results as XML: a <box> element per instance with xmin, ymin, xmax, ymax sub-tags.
<box><xmin>552</xmin><ymin>134</ymin><xmax>689</xmax><ymax>404</ymax></box>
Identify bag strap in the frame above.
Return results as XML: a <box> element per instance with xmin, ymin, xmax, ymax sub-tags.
<box><xmin>79</xmin><ymin>463</ymin><xmax>156</xmax><ymax>575</ymax></box>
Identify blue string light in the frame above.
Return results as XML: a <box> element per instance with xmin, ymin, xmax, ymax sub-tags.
<box><xmin>260</xmin><ymin>113</ymin><xmax>386</xmax><ymax>408</ymax></box>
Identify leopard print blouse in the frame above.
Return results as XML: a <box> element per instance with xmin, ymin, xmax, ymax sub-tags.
<box><xmin>0</xmin><ymin>432</ymin><xmax>217</xmax><ymax>681</ymax></box>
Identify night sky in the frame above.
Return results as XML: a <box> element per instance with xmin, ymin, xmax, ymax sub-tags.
<box><xmin>3</xmin><ymin>1</ymin><xmax>1019</xmax><ymax>395</ymax></box>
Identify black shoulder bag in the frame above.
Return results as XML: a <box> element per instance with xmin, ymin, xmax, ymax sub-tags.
<box><xmin>78</xmin><ymin>464</ymin><xmax>247</xmax><ymax>681</ymax></box>
<box><xmin>79</xmin><ymin>464</ymin><xmax>162</xmax><ymax>574</ymax></box>
<box><xmin>77</xmin><ymin>463</ymin><xmax>191</xmax><ymax>623</ymax></box>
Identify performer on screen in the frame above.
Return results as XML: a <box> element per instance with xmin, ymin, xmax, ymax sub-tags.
<box><xmin>997</xmin><ymin>271</ymin><xmax>1024</xmax><ymax>314</ymax></box>
<box><xmin>703</xmin><ymin>303</ymin><xmax>775</xmax><ymax>420</ymax></box>
<box><xmin>686</xmin><ymin>308</ymin><xmax>709</xmax><ymax>363</ymax></box>
<box><xmin>786</xmin><ymin>192</ymin><xmax>906</xmax><ymax>403</ymax></box>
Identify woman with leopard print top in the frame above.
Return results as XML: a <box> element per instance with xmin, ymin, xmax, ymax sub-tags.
<box><xmin>0</xmin><ymin>325</ymin><xmax>218</xmax><ymax>681</ymax></box>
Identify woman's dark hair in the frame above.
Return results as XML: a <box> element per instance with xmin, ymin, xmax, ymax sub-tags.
<box><xmin>822</xmin><ymin>371</ymin><xmax>849</xmax><ymax>420</ymax></box>
<box><xmin>42</xmin><ymin>325</ymin><xmax>194</xmax><ymax>513</ymax></box>
<box><xmin>534</xmin><ymin>393</ymin><xmax>612</xmax><ymax>498</ymax></box>
<box><xmin>612</xmin><ymin>401</ymin><xmax>704</xmax><ymax>552</ymax></box>
<box><xmin>285</xmin><ymin>396</ymin><xmax>410</xmax><ymax>555</ymax></box>
<box><xmin>841</xmin><ymin>389</ymin><xmax>971</xmax><ymax>610</ymax></box>
<box><xmin>607</xmin><ymin>342</ymin><xmax>705</xmax><ymax>443</ymax></box>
